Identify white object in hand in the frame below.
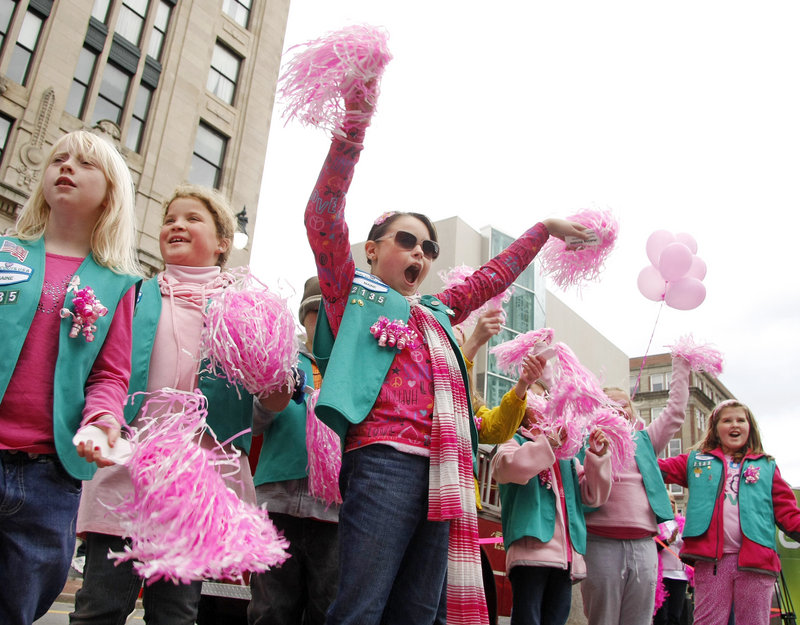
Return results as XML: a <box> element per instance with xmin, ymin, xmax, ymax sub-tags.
<box><xmin>72</xmin><ymin>424</ymin><xmax>133</xmax><ymax>464</ymax></box>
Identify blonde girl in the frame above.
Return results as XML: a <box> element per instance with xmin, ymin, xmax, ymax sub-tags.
<box><xmin>0</xmin><ymin>129</ymin><xmax>140</xmax><ymax>624</ymax></box>
<box><xmin>659</xmin><ymin>400</ymin><xmax>800</xmax><ymax>625</ymax></box>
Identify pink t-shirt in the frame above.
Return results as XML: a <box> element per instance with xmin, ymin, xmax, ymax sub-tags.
<box><xmin>0</xmin><ymin>253</ymin><xmax>134</xmax><ymax>453</ymax></box>
<box><xmin>722</xmin><ymin>455</ymin><xmax>744</xmax><ymax>553</ymax></box>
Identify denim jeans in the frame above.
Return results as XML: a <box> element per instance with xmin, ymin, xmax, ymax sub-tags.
<box><xmin>326</xmin><ymin>445</ymin><xmax>450</xmax><ymax>625</ymax></box>
<box><xmin>509</xmin><ymin>565</ymin><xmax>571</xmax><ymax>625</ymax></box>
<box><xmin>0</xmin><ymin>451</ymin><xmax>81</xmax><ymax>625</ymax></box>
<box><xmin>248</xmin><ymin>512</ymin><xmax>339</xmax><ymax>625</ymax></box>
<box><xmin>70</xmin><ymin>532</ymin><xmax>202</xmax><ymax>625</ymax></box>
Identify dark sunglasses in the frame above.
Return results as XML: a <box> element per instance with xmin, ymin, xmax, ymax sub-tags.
<box><xmin>377</xmin><ymin>230</ymin><xmax>440</xmax><ymax>260</ymax></box>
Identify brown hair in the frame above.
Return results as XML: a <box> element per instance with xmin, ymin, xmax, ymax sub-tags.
<box><xmin>162</xmin><ymin>185</ymin><xmax>235</xmax><ymax>267</ymax></box>
<box><xmin>366</xmin><ymin>211</ymin><xmax>438</xmax><ymax>267</ymax></box>
<box><xmin>695</xmin><ymin>399</ymin><xmax>769</xmax><ymax>462</ymax></box>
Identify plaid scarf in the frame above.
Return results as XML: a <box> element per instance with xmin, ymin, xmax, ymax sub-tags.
<box><xmin>410</xmin><ymin>303</ymin><xmax>489</xmax><ymax>625</ymax></box>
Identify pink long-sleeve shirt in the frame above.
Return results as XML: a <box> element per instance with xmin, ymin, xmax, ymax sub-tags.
<box><xmin>586</xmin><ymin>356</ymin><xmax>690</xmax><ymax>537</ymax></box>
<box><xmin>492</xmin><ymin>432</ymin><xmax>612</xmax><ymax>573</ymax></box>
<box><xmin>0</xmin><ymin>253</ymin><xmax>134</xmax><ymax>453</ymax></box>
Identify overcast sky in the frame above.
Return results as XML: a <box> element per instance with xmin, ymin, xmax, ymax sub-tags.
<box><xmin>251</xmin><ymin>1</ymin><xmax>800</xmax><ymax>486</ymax></box>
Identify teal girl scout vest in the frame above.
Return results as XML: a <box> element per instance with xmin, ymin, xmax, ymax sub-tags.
<box><xmin>312</xmin><ymin>269</ymin><xmax>478</xmax><ymax>460</ymax></box>
<box><xmin>0</xmin><ymin>236</ymin><xmax>139</xmax><ymax>480</ymax></box>
<box><xmin>253</xmin><ymin>351</ymin><xmax>316</xmax><ymax>485</ymax></box>
<box><xmin>582</xmin><ymin>430</ymin><xmax>673</xmax><ymax>523</ymax></box>
<box><xmin>126</xmin><ymin>277</ymin><xmax>253</xmax><ymax>452</ymax></box>
<box><xmin>683</xmin><ymin>450</ymin><xmax>776</xmax><ymax>549</ymax></box>
<box><xmin>498</xmin><ymin>433</ymin><xmax>588</xmax><ymax>553</ymax></box>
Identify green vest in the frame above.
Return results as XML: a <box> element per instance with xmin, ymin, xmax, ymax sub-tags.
<box><xmin>126</xmin><ymin>278</ymin><xmax>253</xmax><ymax>451</ymax></box>
<box><xmin>581</xmin><ymin>429</ymin><xmax>673</xmax><ymax>523</ymax></box>
<box><xmin>683</xmin><ymin>451</ymin><xmax>776</xmax><ymax>549</ymax></box>
<box><xmin>312</xmin><ymin>269</ymin><xmax>477</xmax><ymax>459</ymax></box>
<box><xmin>633</xmin><ymin>430</ymin><xmax>674</xmax><ymax>524</ymax></box>
<box><xmin>498</xmin><ymin>434</ymin><xmax>588</xmax><ymax>553</ymax></box>
<box><xmin>0</xmin><ymin>236</ymin><xmax>139</xmax><ymax>479</ymax></box>
<box><xmin>253</xmin><ymin>351</ymin><xmax>315</xmax><ymax>485</ymax></box>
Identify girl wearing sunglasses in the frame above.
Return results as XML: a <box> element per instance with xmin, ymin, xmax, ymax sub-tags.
<box><xmin>304</xmin><ymin>88</ymin><xmax>588</xmax><ymax>625</ymax></box>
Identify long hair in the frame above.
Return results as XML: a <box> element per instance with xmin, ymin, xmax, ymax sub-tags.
<box><xmin>695</xmin><ymin>399</ymin><xmax>769</xmax><ymax>461</ymax></box>
<box><xmin>14</xmin><ymin>130</ymin><xmax>141</xmax><ymax>276</ymax></box>
<box><xmin>161</xmin><ymin>185</ymin><xmax>235</xmax><ymax>267</ymax></box>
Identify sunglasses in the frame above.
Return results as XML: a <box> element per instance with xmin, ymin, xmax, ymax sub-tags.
<box><xmin>376</xmin><ymin>230</ymin><xmax>440</xmax><ymax>260</ymax></box>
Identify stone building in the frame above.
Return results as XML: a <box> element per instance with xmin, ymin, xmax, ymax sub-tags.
<box><xmin>0</xmin><ymin>0</ymin><xmax>290</xmax><ymax>271</ymax></box>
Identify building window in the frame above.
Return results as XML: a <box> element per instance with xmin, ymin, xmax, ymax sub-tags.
<box><xmin>0</xmin><ymin>114</ymin><xmax>13</xmax><ymax>164</ymax></box>
<box><xmin>207</xmin><ymin>42</ymin><xmax>241</xmax><ymax>105</ymax></box>
<box><xmin>147</xmin><ymin>0</ymin><xmax>171</xmax><ymax>60</ymax></box>
<box><xmin>651</xmin><ymin>406</ymin><xmax>663</xmax><ymax>423</ymax></box>
<box><xmin>115</xmin><ymin>0</ymin><xmax>148</xmax><ymax>46</ymax></box>
<box><xmin>91</xmin><ymin>0</ymin><xmax>111</xmax><ymax>22</ymax></box>
<box><xmin>0</xmin><ymin>0</ymin><xmax>15</xmax><ymax>51</ymax></box>
<box><xmin>658</xmin><ymin>438</ymin><xmax>682</xmax><ymax>460</ymax></box>
<box><xmin>696</xmin><ymin>410</ymin><xmax>706</xmax><ymax>433</ymax></box>
<box><xmin>66</xmin><ymin>47</ymin><xmax>99</xmax><ymax>118</ymax></box>
<box><xmin>125</xmin><ymin>82</ymin><xmax>153</xmax><ymax>151</ymax></box>
<box><xmin>222</xmin><ymin>0</ymin><xmax>251</xmax><ymax>28</ymax></box>
<box><xmin>92</xmin><ymin>61</ymin><xmax>132</xmax><ymax>125</ymax></box>
<box><xmin>190</xmin><ymin>122</ymin><xmax>227</xmax><ymax>188</ymax></box>
<box><xmin>7</xmin><ymin>7</ymin><xmax>44</xmax><ymax>85</ymax></box>
<box><xmin>650</xmin><ymin>373</ymin><xmax>665</xmax><ymax>392</ymax></box>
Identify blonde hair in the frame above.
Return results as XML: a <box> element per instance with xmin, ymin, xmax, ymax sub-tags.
<box><xmin>695</xmin><ymin>399</ymin><xmax>769</xmax><ymax>462</ymax></box>
<box><xmin>14</xmin><ymin>130</ymin><xmax>142</xmax><ymax>276</ymax></box>
<box><xmin>161</xmin><ymin>185</ymin><xmax>235</xmax><ymax>267</ymax></box>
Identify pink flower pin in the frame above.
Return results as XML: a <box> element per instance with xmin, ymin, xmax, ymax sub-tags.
<box><xmin>743</xmin><ymin>466</ymin><xmax>760</xmax><ymax>484</ymax></box>
<box><xmin>59</xmin><ymin>276</ymin><xmax>108</xmax><ymax>342</ymax></box>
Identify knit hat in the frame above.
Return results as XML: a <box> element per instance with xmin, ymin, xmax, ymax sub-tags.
<box><xmin>298</xmin><ymin>276</ymin><xmax>321</xmax><ymax>323</ymax></box>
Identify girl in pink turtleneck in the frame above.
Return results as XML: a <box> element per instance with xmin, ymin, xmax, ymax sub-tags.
<box><xmin>71</xmin><ymin>185</ymin><xmax>277</xmax><ymax>625</ymax></box>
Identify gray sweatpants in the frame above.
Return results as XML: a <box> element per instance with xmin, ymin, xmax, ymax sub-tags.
<box><xmin>581</xmin><ymin>534</ymin><xmax>658</xmax><ymax>625</ymax></box>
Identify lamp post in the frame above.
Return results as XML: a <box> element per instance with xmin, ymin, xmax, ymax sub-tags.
<box><xmin>234</xmin><ymin>206</ymin><xmax>249</xmax><ymax>249</ymax></box>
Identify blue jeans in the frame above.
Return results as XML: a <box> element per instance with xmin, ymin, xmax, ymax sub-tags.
<box><xmin>248</xmin><ymin>512</ymin><xmax>339</xmax><ymax>625</ymax></box>
<box><xmin>70</xmin><ymin>532</ymin><xmax>202</xmax><ymax>625</ymax></box>
<box><xmin>0</xmin><ymin>451</ymin><xmax>81</xmax><ymax>625</ymax></box>
<box><xmin>326</xmin><ymin>445</ymin><xmax>450</xmax><ymax>625</ymax></box>
<box><xmin>509</xmin><ymin>565</ymin><xmax>571</xmax><ymax>625</ymax></box>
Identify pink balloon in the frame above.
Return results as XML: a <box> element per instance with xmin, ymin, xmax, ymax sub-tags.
<box><xmin>687</xmin><ymin>255</ymin><xmax>707</xmax><ymax>281</ymax></box>
<box><xmin>658</xmin><ymin>242</ymin><xmax>693</xmax><ymax>281</ymax></box>
<box><xmin>664</xmin><ymin>277</ymin><xmax>706</xmax><ymax>310</ymax></box>
<box><xmin>675</xmin><ymin>232</ymin><xmax>698</xmax><ymax>255</ymax></box>
<box><xmin>637</xmin><ymin>265</ymin><xmax>667</xmax><ymax>302</ymax></box>
<box><xmin>646</xmin><ymin>230</ymin><xmax>676</xmax><ymax>266</ymax></box>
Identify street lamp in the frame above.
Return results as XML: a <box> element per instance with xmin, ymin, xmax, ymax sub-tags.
<box><xmin>233</xmin><ymin>206</ymin><xmax>249</xmax><ymax>249</ymax></box>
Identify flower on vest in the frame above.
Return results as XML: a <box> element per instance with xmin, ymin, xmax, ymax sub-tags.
<box><xmin>473</xmin><ymin>414</ymin><xmax>483</xmax><ymax>431</ymax></box>
<box><xmin>59</xmin><ymin>276</ymin><xmax>108</xmax><ymax>342</ymax></box>
<box><xmin>538</xmin><ymin>469</ymin><xmax>553</xmax><ymax>490</ymax></box>
<box><xmin>743</xmin><ymin>465</ymin><xmax>760</xmax><ymax>484</ymax></box>
<box><xmin>369</xmin><ymin>316</ymin><xmax>421</xmax><ymax>350</ymax></box>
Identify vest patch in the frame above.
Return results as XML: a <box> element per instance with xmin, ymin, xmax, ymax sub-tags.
<box><xmin>0</xmin><ymin>261</ymin><xmax>33</xmax><ymax>286</ymax></box>
<box><xmin>353</xmin><ymin>269</ymin><xmax>389</xmax><ymax>293</ymax></box>
<box><xmin>0</xmin><ymin>289</ymin><xmax>20</xmax><ymax>304</ymax></box>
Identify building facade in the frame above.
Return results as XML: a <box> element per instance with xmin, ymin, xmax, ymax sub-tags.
<box><xmin>629</xmin><ymin>352</ymin><xmax>736</xmax><ymax>512</ymax></box>
<box><xmin>0</xmin><ymin>0</ymin><xmax>290</xmax><ymax>271</ymax></box>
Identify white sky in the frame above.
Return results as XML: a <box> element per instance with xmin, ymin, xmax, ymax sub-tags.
<box><xmin>251</xmin><ymin>1</ymin><xmax>800</xmax><ymax>485</ymax></box>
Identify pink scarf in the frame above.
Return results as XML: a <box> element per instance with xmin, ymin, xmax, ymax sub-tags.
<box><xmin>410</xmin><ymin>304</ymin><xmax>489</xmax><ymax>625</ymax></box>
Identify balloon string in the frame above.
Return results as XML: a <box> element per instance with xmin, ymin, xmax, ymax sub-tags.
<box><xmin>631</xmin><ymin>301</ymin><xmax>664</xmax><ymax>400</ymax></box>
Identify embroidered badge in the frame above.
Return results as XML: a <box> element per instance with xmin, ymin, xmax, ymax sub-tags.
<box><xmin>1</xmin><ymin>240</ymin><xmax>28</xmax><ymax>262</ymax></box>
<box><xmin>0</xmin><ymin>261</ymin><xmax>33</xmax><ymax>286</ymax></box>
<box><xmin>353</xmin><ymin>268</ymin><xmax>390</xmax><ymax>293</ymax></box>
<box><xmin>59</xmin><ymin>276</ymin><xmax>108</xmax><ymax>342</ymax></box>
<box><xmin>743</xmin><ymin>466</ymin><xmax>760</xmax><ymax>484</ymax></box>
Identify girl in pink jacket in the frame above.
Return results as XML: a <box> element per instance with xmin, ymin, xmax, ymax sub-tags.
<box><xmin>659</xmin><ymin>399</ymin><xmax>800</xmax><ymax>625</ymax></box>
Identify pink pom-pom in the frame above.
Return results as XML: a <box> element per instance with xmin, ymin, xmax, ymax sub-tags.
<box><xmin>201</xmin><ymin>271</ymin><xmax>299</xmax><ymax>396</ymax></box>
<box><xmin>439</xmin><ymin>265</ymin><xmax>514</xmax><ymax>329</ymax></box>
<box><xmin>490</xmin><ymin>328</ymin><xmax>554</xmax><ymax>377</ymax></box>
<box><xmin>539</xmin><ymin>209</ymin><xmax>619</xmax><ymax>289</ymax></box>
<box><xmin>588</xmin><ymin>407</ymin><xmax>636</xmax><ymax>477</ymax></box>
<box><xmin>111</xmin><ymin>389</ymin><xmax>290</xmax><ymax>584</ymax></box>
<box><xmin>667</xmin><ymin>334</ymin><xmax>723</xmax><ymax>378</ymax></box>
<box><xmin>305</xmin><ymin>389</ymin><xmax>342</xmax><ymax>507</ymax></box>
<box><xmin>278</xmin><ymin>24</ymin><xmax>392</xmax><ymax>134</ymax></box>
